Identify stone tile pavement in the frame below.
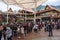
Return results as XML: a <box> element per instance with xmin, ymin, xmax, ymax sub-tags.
<box><xmin>31</xmin><ymin>37</ymin><xmax>60</xmax><ymax>40</ymax></box>
<box><xmin>1</xmin><ymin>28</ymin><xmax>60</xmax><ymax>40</ymax></box>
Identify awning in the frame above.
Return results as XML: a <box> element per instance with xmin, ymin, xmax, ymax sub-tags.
<box><xmin>1</xmin><ymin>0</ymin><xmax>47</xmax><ymax>9</ymax></box>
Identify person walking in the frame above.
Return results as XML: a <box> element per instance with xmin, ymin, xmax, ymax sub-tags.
<box><xmin>47</xmin><ymin>22</ymin><xmax>53</xmax><ymax>37</ymax></box>
<box><xmin>20</xmin><ymin>26</ymin><xmax>24</xmax><ymax>39</ymax></box>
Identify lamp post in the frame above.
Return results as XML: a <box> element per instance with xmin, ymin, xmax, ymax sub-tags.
<box><xmin>34</xmin><ymin>0</ymin><xmax>37</xmax><ymax>24</ymax></box>
<box><xmin>23</xmin><ymin>10</ymin><xmax>27</xmax><ymax>23</ymax></box>
<box><xmin>7</xmin><ymin>0</ymin><xmax>9</xmax><ymax>24</ymax></box>
<box><xmin>7</xmin><ymin>13</ymin><xmax>8</xmax><ymax>24</ymax></box>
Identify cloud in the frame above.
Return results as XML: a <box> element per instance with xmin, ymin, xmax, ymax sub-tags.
<box><xmin>0</xmin><ymin>1</ymin><xmax>22</xmax><ymax>12</ymax></box>
<box><xmin>42</xmin><ymin>0</ymin><xmax>60</xmax><ymax>6</ymax></box>
<box><xmin>0</xmin><ymin>2</ymin><xmax>7</xmax><ymax>12</ymax></box>
<box><xmin>8</xmin><ymin>5</ymin><xmax>22</xmax><ymax>11</ymax></box>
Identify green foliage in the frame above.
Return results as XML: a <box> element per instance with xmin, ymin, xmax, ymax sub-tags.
<box><xmin>27</xmin><ymin>16</ymin><xmax>34</xmax><ymax>18</ymax></box>
<box><xmin>0</xmin><ymin>21</ymin><xmax>2</xmax><ymax>26</ymax></box>
<box><xmin>16</xmin><ymin>19</ymin><xmax>24</xmax><ymax>22</ymax></box>
<box><xmin>8</xmin><ymin>18</ymin><xmax>11</xmax><ymax>23</ymax></box>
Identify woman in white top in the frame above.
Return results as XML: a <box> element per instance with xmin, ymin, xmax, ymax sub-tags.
<box><xmin>21</xmin><ymin>26</ymin><xmax>24</xmax><ymax>34</ymax></box>
<box><xmin>20</xmin><ymin>26</ymin><xmax>24</xmax><ymax>38</ymax></box>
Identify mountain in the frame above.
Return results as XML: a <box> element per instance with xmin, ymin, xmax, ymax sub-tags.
<box><xmin>32</xmin><ymin>6</ymin><xmax>45</xmax><ymax>11</ymax></box>
<box><xmin>36</xmin><ymin>5</ymin><xmax>60</xmax><ymax>11</ymax></box>
<box><xmin>53</xmin><ymin>6</ymin><xmax>60</xmax><ymax>11</ymax></box>
<box><xmin>36</xmin><ymin>6</ymin><xmax>45</xmax><ymax>11</ymax></box>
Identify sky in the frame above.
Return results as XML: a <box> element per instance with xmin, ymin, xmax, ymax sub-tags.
<box><xmin>42</xmin><ymin>0</ymin><xmax>60</xmax><ymax>6</ymax></box>
<box><xmin>0</xmin><ymin>1</ymin><xmax>22</xmax><ymax>12</ymax></box>
<box><xmin>0</xmin><ymin>0</ymin><xmax>60</xmax><ymax>12</ymax></box>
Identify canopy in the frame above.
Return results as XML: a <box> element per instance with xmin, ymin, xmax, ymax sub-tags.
<box><xmin>1</xmin><ymin>0</ymin><xmax>47</xmax><ymax>9</ymax></box>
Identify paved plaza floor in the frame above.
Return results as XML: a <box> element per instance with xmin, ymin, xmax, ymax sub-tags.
<box><xmin>1</xmin><ymin>28</ymin><xmax>60</xmax><ymax>40</ymax></box>
<box><xmin>31</xmin><ymin>28</ymin><xmax>60</xmax><ymax>40</ymax></box>
<box><xmin>31</xmin><ymin>37</ymin><xmax>60</xmax><ymax>40</ymax></box>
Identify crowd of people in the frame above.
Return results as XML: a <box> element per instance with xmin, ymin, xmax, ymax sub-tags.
<box><xmin>0</xmin><ymin>20</ymin><xmax>60</xmax><ymax>40</ymax></box>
